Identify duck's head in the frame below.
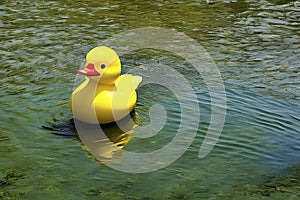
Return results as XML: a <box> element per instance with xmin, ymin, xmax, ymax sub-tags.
<box><xmin>78</xmin><ymin>46</ymin><xmax>121</xmax><ymax>84</ymax></box>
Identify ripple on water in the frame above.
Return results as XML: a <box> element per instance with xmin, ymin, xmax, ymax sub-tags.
<box><xmin>211</xmin><ymin>90</ymin><xmax>300</xmax><ymax>170</ymax></box>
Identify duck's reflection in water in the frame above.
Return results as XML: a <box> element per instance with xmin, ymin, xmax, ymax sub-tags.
<box><xmin>74</xmin><ymin>113</ymin><xmax>139</xmax><ymax>165</ymax></box>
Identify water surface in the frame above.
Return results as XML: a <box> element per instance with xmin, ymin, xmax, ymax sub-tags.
<box><xmin>1</xmin><ymin>0</ymin><xmax>300</xmax><ymax>199</ymax></box>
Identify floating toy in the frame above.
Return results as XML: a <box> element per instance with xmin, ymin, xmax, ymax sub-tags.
<box><xmin>70</xmin><ymin>46</ymin><xmax>142</xmax><ymax>124</ymax></box>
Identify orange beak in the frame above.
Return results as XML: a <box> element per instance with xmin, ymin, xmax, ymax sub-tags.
<box><xmin>77</xmin><ymin>63</ymin><xmax>100</xmax><ymax>76</ymax></box>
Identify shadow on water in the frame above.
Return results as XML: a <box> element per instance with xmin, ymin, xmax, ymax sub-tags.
<box><xmin>41</xmin><ymin>119</ymin><xmax>77</xmax><ymax>138</ymax></box>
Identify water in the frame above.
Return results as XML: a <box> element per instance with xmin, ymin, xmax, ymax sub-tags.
<box><xmin>1</xmin><ymin>0</ymin><xmax>300</xmax><ymax>199</ymax></box>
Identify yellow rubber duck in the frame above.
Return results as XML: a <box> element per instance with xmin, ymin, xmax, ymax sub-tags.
<box><xmin>70</xmin><ymin>46</ymin><xmax>142</xmax><ymax>124</ymax></box>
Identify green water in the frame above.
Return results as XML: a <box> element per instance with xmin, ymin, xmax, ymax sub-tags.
<box><xmin>1</xmin><ymin>0</ymin><xmax>300</xmax><ymax>199</ymax></box>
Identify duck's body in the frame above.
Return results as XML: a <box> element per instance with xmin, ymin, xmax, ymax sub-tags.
<box><xmin>70</xmin><ymin>46</ymin><xmax>142</xmax><ymax>124</ymax></box>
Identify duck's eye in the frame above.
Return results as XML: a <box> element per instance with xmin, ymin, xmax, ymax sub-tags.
<box><xmin>100</xmin><ymin>64</ymin><xmax>106</xmax><ymax>69</ymax></box>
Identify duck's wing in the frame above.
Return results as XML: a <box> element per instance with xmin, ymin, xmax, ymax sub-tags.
<box><xmin>114</xmin><ymin>74</ymin><xmax>142</xmax><ymax>94</ymax></box>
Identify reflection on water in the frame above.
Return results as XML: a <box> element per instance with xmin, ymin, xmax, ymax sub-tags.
<box><xmin>1</xmin><ymin>0</ymin><xmax>300</xmax><ymax>199</ymax></box>
<box><xmin>42</xmin><ymin>114</ymin><xmax>138</xmax><ymax>164</ymax></box>
<box><xmin>74</xmin><ymin>115</ymin><xmax>136</xmax><ymax>165</ymax></box>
